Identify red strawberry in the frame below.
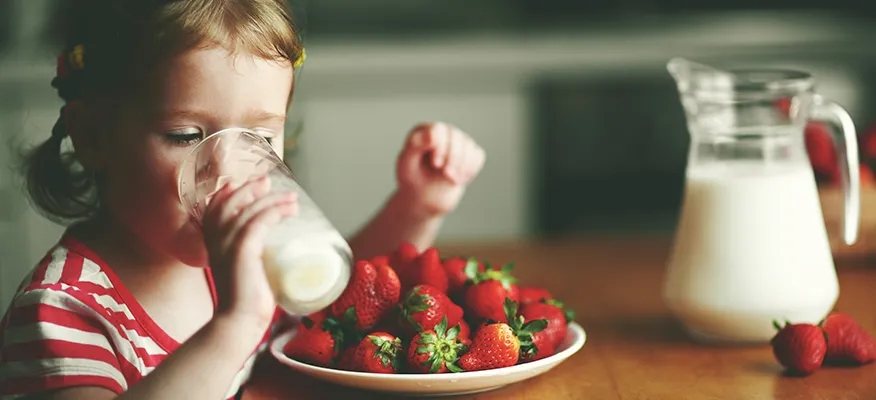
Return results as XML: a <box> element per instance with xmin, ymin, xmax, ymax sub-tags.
<box><xmin>283</xmin><ymin>313</ymin><xmax>346</xmax><ymax>367</ymax></box>
<box><xmin>348</xmin><ymin>332</ymin><xmax>403</xmax><ymax>374</ymax></box>
<box><xmin>863</xmin><ymin>124</ymin><xmax>876</xmax><ymax>160</ymax></box>
<box><xmin>457</xmin><ymin>319</ymin><xmax>472</xmax><ymax>347</ymax></box>
<box><xmin>371</xmin><ymin>255</ymin><xmax>390</xmax><ymax>267</ymax></box>
<box><xmin>406</xmin><ymin>317</ymin><xmax>466</xmax><ymax>373</ymax></box>
<box><xmin>443</xmin><ymin>257</ymin><xmax>484</xmax><ymax>294</ymax></box>
<box><xmin>519</xmin><ymin>286</ymin><xmax>553</xmax><ymax>306</ymax></box>
<box><xmin>459</xmin><ymin>299</ymin><xmax>547</xmax><ymax>371</ymax></box>
<box><xmin>398</xmin><ymin>285</ymin><xmax>459</xmax><ymax>336</ymax></box>
<box><xmin>397</xmin><ymin>247</ymin><xmax>449</xmax><ymax>294</ymax></box>
<box><xmin>329</xmin><ymin>260</ymin><xmax>401</xmax><ymax>331</ymax></box>
<box><xmin>820</xmin><ymin>312</ymin><xmax>876</xmax><ymax>365</ymax></box>
<box><xmin>336</xmin><ymin>346</ymin><xmax>359</xmax><ymax>371</ymax></box>
<box><xmin>464</xmin><ymin>262</ymin><xmax>519</xmax><ymax>323</ymax></box>
<box><xmin>519</xmin><ymin>298</ymin><xmax>574</xmax><ymax>354</ymax></box>
<box><xmin>770</xmin><ymin>320</ymin><xmax>827</xmax><ymax>376</ymax></box>
<box><xmin>389</xmin><ymin>242</ymin><xmax>420</xmax><ymax>275</ymax></box>
<box><xmin>804</xmin><ymin>121</ymin><xmax>837</xmax><ymax>180</ymax></box>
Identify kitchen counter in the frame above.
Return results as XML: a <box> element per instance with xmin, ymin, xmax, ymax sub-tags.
<box><xmin>242</xmin><ymin>235</ymin><xmax>876</xmax><ymax>399</ymax></box>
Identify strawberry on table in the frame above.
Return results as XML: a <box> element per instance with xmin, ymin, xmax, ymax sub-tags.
<box><xmin>464</xmin><ymin>262</ymin><xmax>520</xmax><ymax>323</ymax></box>
<box><xmin>519</xmin><ymin>298</ymin><xmax>574</xmax><ymax>361</ymax></box>
<box><xmin>398</xmin><ymin>284</ymin><xmax>461</xmax><ymax>336</ymax></box>
<box><xmin>407</xmin><ymin>317</ymin><xmax>467</xmax><ymax>373</ymax></box>
<box><xmin>459</xmin><ymin>299</ymin><xmax>547</xmax><ymax>372</ymax></box>
<box><xmin>820</xmin><ymin>312</ymin><xmax>876</xmax><ymax>365</ymax></box>
<box><xmin>283</xmin><ymin>312</ymin><xmax>347</xmax><ymax>367</ymax></box>
<box><xmin>519</xmin><ymin>286</ymin><xmax>553</xmax><ymax>306</ymax></box>
<box><xmin>770</xmin><ymin>320</ymin><xmax>827</xmax><ymax>376</ymax></box>
<box><xmin>329</xmin><ymin>260</ymin><xmax>401</xmax><ymax>331</ymax></box>
<box><xmin>348</xmin><ymin>332</ymin><xmax>404</xmax><ymax>374</ymax></box>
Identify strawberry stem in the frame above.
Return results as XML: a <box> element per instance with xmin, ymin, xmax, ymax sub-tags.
<box><xmin>412</xmin><ymin>317</ymin><xmax>466</xmax><ymax>373</ymax></box>
<box><xmin>503</xmin><ymin>298</ymin><xmax>548</xmax><ymax>357</ymax></box>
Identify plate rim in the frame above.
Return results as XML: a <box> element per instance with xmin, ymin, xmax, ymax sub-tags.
<box><xmin>269</xmin><ymin>321</ymin><xmax>587</xmax><ymax>380</ymax></box>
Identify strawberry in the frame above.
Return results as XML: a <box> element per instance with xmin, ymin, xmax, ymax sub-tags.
<box><xmin>406</xmin><ymin>317</ymin><xmax>466</xmax><ymax>373</ymax></box>
<box><xmin>464</xmin><ymin>262</ymin><xmax>519</xmax><ymax>323</ymax></box>
<box><xmin>863</xmin><ymin>123</ymin><xmax>876</xmax><ymax>160</ymax></box>
<box><xmin>519</xmin><ymin>298</ymin><xmax>574</xmax><ymax>353</ymax></box>
<box><xmin>370</xmin><ymin>255</ymin><xmax>390</xmax><ymax>267</ymax></box>
<box><xmin>348</xmin><ymin>332</ymin><xmax>403</xmax><ymax>374</ymax></box>
<box><xmin>329</xmin><ymin>260</ymin><xmax>401</xmax><ymax>331</ymax></box>
<box><xmin>770</xmin><ymin>320</ymin><xmax>827</xmax><ymax>376</ymax></box>
<box><xmin>519</xmin><ymin>286</ymin><xmax>553</xmax><ymax>306</ymax></box>
<box><xmin>804</xmin><ymin>121</ymin><xmax>837</xmax><ymax>180</ymax></box>
<box><xmin>389</xmin><ymin>242</ymin><xmax>420</xmax><ymax>276</ymax></box>
<box><xmin>283</xmin><ymin>312</ymin><xmax>346</xmax><ymax>367</ymax></box>
<box><xmin>457</xmin><ymin>319</ymin><xmax>472</xmax><ymax>347</ymax></box>
<box><xmin>398</xmin><ymin>285</ymin><xmax>460</xmax><ymax>336</ymax></box>
<box><xmin>459</xmin><ymin>299</ymin><xmax>547</xmax><ymax>372</ymax></box>
<box><xmin>336</xmin><ymin>346</ymin><xmax>359</xmax><ymax>371</ymax></box>
<box><xmin>443</xmin><ymin>257</ymin><xmax>484</xmax><ymax>294</ymax></box>
<box><xmin>820</xmin><ymin>312</ymin><xmax>876</xmax><ymax>365</ymax></box>
<box><xmin>397</xmin><ymin>247</ymin><xmax>449</xmax><ymax>294</ymax></box>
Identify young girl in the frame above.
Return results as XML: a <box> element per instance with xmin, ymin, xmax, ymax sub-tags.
<box><xmin>0</xmin><ymin>1</ymin><xmax>485</xmax><ymax>399</ymax></box>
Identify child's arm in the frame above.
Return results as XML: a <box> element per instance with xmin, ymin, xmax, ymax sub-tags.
<box><xmin>346</xmin><ymin>122</ymin><xmax>485</xmax><ymax>260</ymax></box>
<box><xmin>346</xmin><ymin>189</ymin><xmax>445</xmax><ymax>261</ymax></box>
<box><xmin>119</xmin><ymin>315</ymin><xmax>266</xmax><ymax>399</ymax></box>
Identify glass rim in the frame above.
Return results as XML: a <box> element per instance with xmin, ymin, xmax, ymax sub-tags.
<box><xmin>685</xmin><ymin>68</ymin><xmax>814</xmax><ymax>101</ymax></box>
<box><xmin>176</xmin><ymin>127</ymin><xmax>270</xmax><ymax>211</ymax></box>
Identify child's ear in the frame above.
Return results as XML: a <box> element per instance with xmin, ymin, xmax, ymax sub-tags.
<box><xmin>64</xmin><ymin>101</ymin><xmax>106</xmax><ymax>172</ymax></box>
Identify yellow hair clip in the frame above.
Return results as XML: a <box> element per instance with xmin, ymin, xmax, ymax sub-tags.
<box><xmin>68</xmin><ymin>45</ymin><xmax>85</xmax><ymax>70</ymax></box>
<box><xmin>293</xmin><ymin>48</ymin><xmax>306</xmax><ymax>69</ymax></box>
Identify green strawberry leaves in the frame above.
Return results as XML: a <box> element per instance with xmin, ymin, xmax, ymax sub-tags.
<box><xmin>503</xmin><ymin>298</ymin><xmax>548</xmax><ymax>358</ymax></box>
<box><xmin>368</xmin><ymin>334</ymin><xmax>402</xmax><ymax>371</ymax></box>
<box><xmin>413</xmin><ymin>317</ymin><xmax>466</xmax><ymax>373</ymax></box>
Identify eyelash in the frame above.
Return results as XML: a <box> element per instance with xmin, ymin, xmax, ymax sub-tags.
<box><xmin>165</xmin><ymin>130</ymin><xmax>274</xmax><ymax>147</ymax></box>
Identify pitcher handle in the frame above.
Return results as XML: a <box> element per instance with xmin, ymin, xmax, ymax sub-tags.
<box><xmin>812</xmin><ymin>95</ymin><xmax>860</xmax><ymax>245</ymax></box>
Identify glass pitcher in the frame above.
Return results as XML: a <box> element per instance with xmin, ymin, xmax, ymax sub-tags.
<box><xmin>662</xmin><ymin>58</ymin><xmax>860</xmax><ymax>344</ymax></box>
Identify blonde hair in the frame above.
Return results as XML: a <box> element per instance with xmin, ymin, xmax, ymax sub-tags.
<box><xmin>23</xmin><ymin>0</ymin><xmax>304</xmax><ymax>225</ymax></box>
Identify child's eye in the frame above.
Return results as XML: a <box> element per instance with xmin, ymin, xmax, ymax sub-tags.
<box><xmin>165</xmin><ymin>128</ymin><xmax>204</xmax><ymax>146</ymax></box>
<box><xmin>253</xmin><ymin>128</ymin><xmax>277</xmax><ymax>145</ymax></box>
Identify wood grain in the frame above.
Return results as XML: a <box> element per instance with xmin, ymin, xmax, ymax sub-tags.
<box><xmin>243</xmin><ymin>235</ymin><xmax>876</xmax><ymax>400</ymax></box>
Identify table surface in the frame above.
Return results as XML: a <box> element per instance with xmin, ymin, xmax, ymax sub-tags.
<box><xmin>242</xmin><ymin>235</ymin><xmax>876</xmax><ymax>400</ymax></box>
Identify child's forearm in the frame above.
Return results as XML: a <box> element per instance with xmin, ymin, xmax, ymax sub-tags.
<box><xmin>347</xmin><ymin>190</ymin><xmax>445</xmax><ymax>260</ymax></box>
<box><xmin>117</xmin><ymin>315</ymin><xmax>265</xmax><ymax>400</ymax></box>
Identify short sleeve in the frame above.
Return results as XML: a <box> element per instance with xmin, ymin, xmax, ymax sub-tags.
<box><xmin>0</xmin><ymin>287</ymin><xmax>127</xmax><ymax>398</ymax></box>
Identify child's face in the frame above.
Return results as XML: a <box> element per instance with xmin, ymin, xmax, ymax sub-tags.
<box><xmin>100</xmin><ymin>45</ymin><xmax>294</xmax><ymax>267</ymax></box>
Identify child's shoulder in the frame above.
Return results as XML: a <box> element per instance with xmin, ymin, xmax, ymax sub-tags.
<box><xmin>13</xmin><ymin>235</ymin><xmax>116</xmax><ymax>300</ymax></box>
<box><xmin>5</xmin><ymin>234</ymin><xmax>122</xmax><ymax>329</ymax></box>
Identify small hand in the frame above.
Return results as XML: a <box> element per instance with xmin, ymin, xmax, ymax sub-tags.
<box><xmin>200</xmin><ymin>176</ymin><xmax>299</xmax><ymax>330</ymax></box>
<box><xmin>396</xmin><ymin>122</ymin><xmax>486</xmax><ymax>216</ymax></box>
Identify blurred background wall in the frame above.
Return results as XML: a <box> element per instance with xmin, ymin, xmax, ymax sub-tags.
<box><xmin>2</xmin><ymin>0</ymin><xmax>876</xmax><ymax>310</ymax></box>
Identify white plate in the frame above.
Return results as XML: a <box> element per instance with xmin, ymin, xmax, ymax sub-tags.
<box><xmin>269</xmin><ymin>322</ymin><xmax>586</xmax><ymax>397</ymax></box>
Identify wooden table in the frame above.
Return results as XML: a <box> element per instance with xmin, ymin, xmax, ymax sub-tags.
<box><xmin>242</xmin><ymin>235</ymin><xmax>876</xmax><ymax>399</ymax></box>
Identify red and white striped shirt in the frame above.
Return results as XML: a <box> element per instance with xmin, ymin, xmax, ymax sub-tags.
<box><xmin>0</xmin><ymin>234</ymin><xmax>286</xmax><ymax>399</ymax></box>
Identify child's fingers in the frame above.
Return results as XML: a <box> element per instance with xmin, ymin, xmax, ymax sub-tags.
<box><xmin>467</xmin><ymin>145</ymin><xmax>486</xmax><ymax>182</ymax></box>
<box><xmin>234</xmin><ymin>200</ymin><xmax>299</xmax><ymax>260</ymax></box>
<box><xmin>222</xmin><ymin>192</ymin><xmax>297</xmax><ymax>249</ymax></box>
<box><xmin>210</xmin><ymin>176</ymin><xmax>270</xmax><ymax>226</ymax></box>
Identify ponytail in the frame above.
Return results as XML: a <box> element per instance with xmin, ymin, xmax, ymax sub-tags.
<box><xmin>21</xmin><ymin>107</ymin><xmax>98</xmax><ymax>225</ymax></box>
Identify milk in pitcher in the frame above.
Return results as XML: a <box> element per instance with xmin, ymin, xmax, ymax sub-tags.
<box><xmin>664</xmin><ymin>160</ymin><xmax>838</xmax><ymax>343</ymax></box>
